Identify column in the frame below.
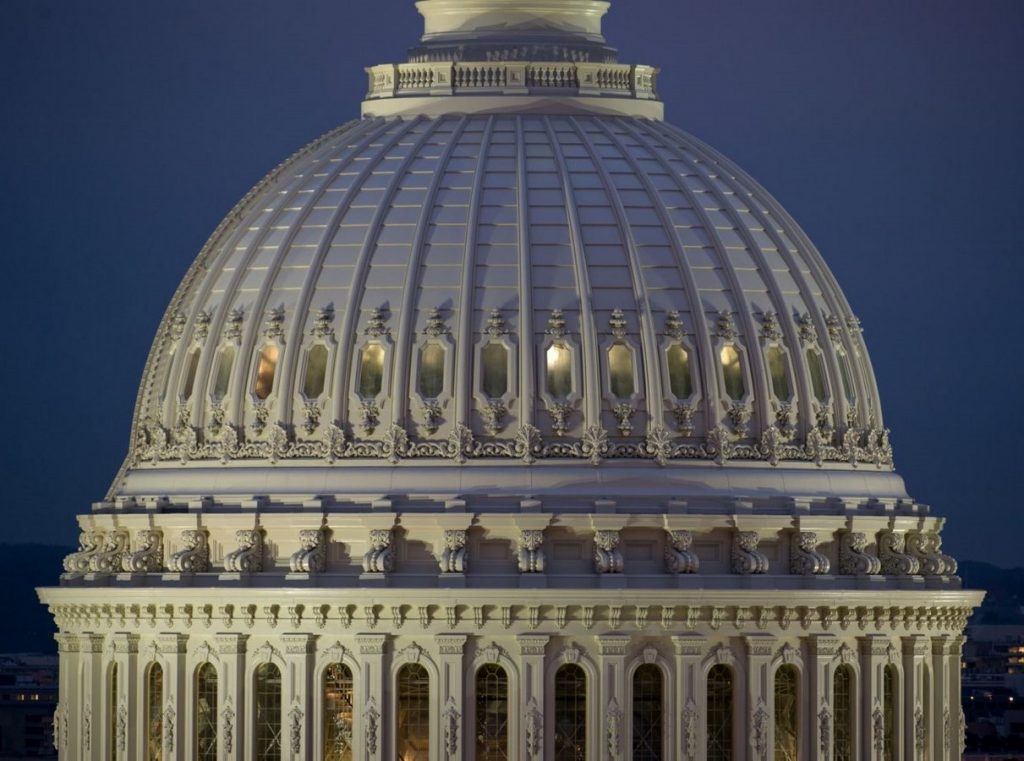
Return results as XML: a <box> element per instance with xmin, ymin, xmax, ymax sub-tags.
<box><xmin>355</xmin><ymin>633</ymin><xmax>387</xmax><ymax>761</ymax></box>
<box><xmin>516</xmin><ymin>634</ymin><xmax>549</xmax><ymax>761</ymax></box>
<box><xmin>156</xmin><ymin>633</ymin><xmax>187</xmax><ymax>761</ymax></box>
<box><xmin>436</xmin><ymin>634</ymin><xmax>469</xmax><ymax>761</ymax></box>
<box><xmin>945</xmin><ymin>636</ymin><xmax>964</xmax><ymax>761</ymax></box>
<box><xmin>80</xmin><ymin>633</ymin><xmax>105</xmax><ymax>761</ymax></box>
<box><xmin>807</xmin><ymin>635</ymin><xmax>839</xmax><ymax>761</ymax></box>
<box><xmin>282</xmin><ymin>633</ymin><xmax>315</xmax><ymax>761</ymax></box>
<box><xmin>929</xmin><ymin>636</ymin><xmax>953</xmax><ymax>761</ymax></box>
<box><xmin>671</xmin><ymin>634</ymin><xmax>705</xmax><ymax>761</ymax></box>
<box><xmin>214</xmin><ymin>633</ymin><xmax>248</xmax><ymax>761</ymax></box>
<box><xmin>55</xmin><ymin>634</ymin><xmax>79</xmax><ymax>761</ymax></box>
<box><xmin>596</xmin><ymin>634</ymin><xmax>630</xmax><ymax>761</ymax></box>
<box><xmin>744</xmin><ymin>634</ymin><xmax>775</xmax><ymax>761</ymax></box>
<box><xmin>860</xmin><ymin>635</ymin><xmax>889</xmax><ymax>761</ymax></box>
<box><xmin>108</xmin><ymin>633</ymin><xmax>139</xmax><ymax>761</ymax></box>
<box><xmin>902</xmin><ymin>635</ymin><xmax>928</xmax><ymax>761</ymax></box>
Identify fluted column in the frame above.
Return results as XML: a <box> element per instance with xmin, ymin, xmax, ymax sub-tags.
<box><xmin>436</xmin><ymin>634</ymin><xmax>469</xmax><ymax>760</ymax></box>
<box><xmin>596</xmin><ymin>634</ymin><xmax>630</xmax><ymax>761</ymax></box>
<box><xmin>671</xmin><ymin>634</ymin><xmax>705</xmax><ymax>761</ymax></box>
<box><xmin>744</xmin><ymin>634</ymin><xmax>775</xmax><ymax>761</ymax></box>
<box><xmin>355</xmin><ymin>633</ymin><xmax>387</xmax><ymax>761</ymax></box>
<box><xmin>859</xmin><ymin>635</ymin><xmax>889</xmax><ymax>761</ymax></box>
<box><xmin>214</xmin><ymin>633</ymin><xmax>247</xmax><ymax>761</ymax></box>
<box><xmin>902</xmin><ymin>635</ymin><xmax>929</xmax><ymax>761</ymax></box>
<box><xmin>516</xmin><ymin>634</ymin><xmax>549</xmax><ymax>761</ymax></box>
<box><xmin>808</xmin><ymin>635</ymin><xmax>839</xmax><ymax>761</ymax></box>
<box><xmin>282</xmin><ymin>633</ymin><xmax>315</xmax><ymax>761</ymax></box>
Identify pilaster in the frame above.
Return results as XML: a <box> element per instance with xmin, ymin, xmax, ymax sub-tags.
<box><xmin>214</xmin><ymin>633</ymin><xmax>248</xmax><ymax>761</ymax></box>
<box><xmin>517</xmin><ymin>634</ymin><xmax>549</xmax><ymax>761</ymax></box>
<box><xmin>744</xmin><ymin>634</ymin><xmax>775</xmax><ymax>761</ymax></box>
<box><xmin>55</xmin><ymin>633</ymin><xmax>79</xmax><ymax>761</ymax></box>
<box><xmin>80</xmin><ymin>633</ymin><xmax>105</xmax><ymax>761</ymax></box>
<box><xmin>902</xmin><ymin>635</ymin><xmax>929</xmax><ymax>761</ymax></box>
<box><xmin>436</xmin><ymin>633</ymin><xmax>469</xmax><ymax>760</ymax></box>
<box><xmin>596</xmin><ymin>634</ymin><xmax>630</xmax><ymax>761</ymax></box>
<box><xmin>671</xmin><ymin>634</ymin><xmax>705</xmax><ymax>761</ymax></box>
<box><xmin>808</xmin><ymin>634</ymin><xmax>839</xmax><ymax>761</ymax></box>
<box><xmin>155</xmin><ymin>633</ymin><xmax>187</xmax><ymax>761</ymax></box>
<box><xmin>859</xmin><ymin>635</ymin><xmax>889</xmax><ymax>761</ymax></box>
<box><xmin>355</xmin><ymin>633</ymin><xmax>388</xmax><ymax>761</ymax></box>
<box><xmin>946</xmin><ymin>636</ymin><xmax>965</xmax><ymax>761</ymax></box>
<box><xmin>282</xmin><ymin>633</ymin><xmax>315</xmax><ymax>761</ymax></box>
<box><xmin>930</xmin><ymin>636</ymin><xmax>953</xmax><ymax>761</ymax></box>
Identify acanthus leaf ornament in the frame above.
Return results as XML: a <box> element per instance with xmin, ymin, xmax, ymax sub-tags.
<box><xmin>517</xmin><ymin>530</ymin><xmax>545</xmax><ymax>573</ymax></box>
<box><xmin>440</xmin><ymin>530</ymin><xmax>468</xmax><ymax>573</ymax></box>
<box><xmin>289</xmin><ymin>706</ymin><xmax>303</xmax><ymax>753</ymax></box>
<box><xmin>88</xmin><ymin>529</ymin><xmax>130</xmax><ymax>574</ymax></box>
<box><xmin>311</xmin><ymin>305</ymin><xmax>335</xmax><ymax>339</ymax></box>
<box><xmin>838</xmin><ymin>531</ymin><xmax>881</xmax><ymax>576</ymax></box>
<box><xmin>665</xmin><ymin>530</ymin><xmax>699</xmax><ymax>573</ymax></box>
<box><xmin>606</xmin><ymin>697</ymin><xmax>623</xmax><ymax>759</ymax></box>
<box><xmin>878</xmin><ymin>531</ymin><xmax>920</xmax><ymax>576</ymax></box>
<box><xmin>665</xmin><ymin>310</ymin><xmax>685</xmax><ymax>341</ymax></box>
<box><xmin>759</xmin><ymin>310</ymin><xmax>783</xmax><ymax>342</ymax></box>
<box><xmin>790</xmin><ymin>531</ymin><xmax>830</xmax><ymax>575</ymax></box>
<box><xmin>594</xmin><ymin>530</ymin><xmax>624</xmax><ymax>573</ymax></box>
<box><xmin>362</xmin><ymin>529</ymin><xmax>395</xmax><ymax>574</ymax></box>
<box><xmin>167</xmin><ymin>529</ymin><xmax>210</xmax><ymax>573</ymax></box>
<box><xmin>363</xmin><ymin>697</ymin><xmax>381</xmax><ymax>756</ymax></box>
<box><xmin>818</xmin><ymin>705</ymin><xmax>832</xmax><ymax>761</ymax></box>
<box><xmin>714</xmin><ymin>310</ymin><xmax>738</xmax><ymax>341</ymax></box>
<box><xmin>732</xmin><ymin>530</ymin><xmax>769</xmax><ymax>574</ymax></box>
<box><xmin>221</xmin><ymin>703</ymin><xmax>235</xmax><ymax>754</ymax></box>
<box><xmin>524</xmin><ymin>696</ymin><xmax>543</xmax><ymax>759</ymax></box>
<box><xmin>681</xmin><ymin>698</ymin><xmax>699</xmax><ymax>759</ymax></box>
<box><xmin>62</xmin><ymin>530</ymin><xmax>106</xmax><ymax>576</ymax></box>
<box><xmin>752</xmin><ymin>698</ymin><xmax>769</xmax><ymax>761</ymax></box>
<box><xmin>163</xmin><ymin>705</ymin><xmax>175</xmax><ymax>753</ymax></box>
<box><xmin>290</xmin><ymin>526</ymin><xmax>328</xmax><ymax>573</ymax></box>
<box><xmin>223</xmin><ymin>528</ymin><xmax>265</xmax><ymax>573</ymax></box>
<box><xmin>581</xmin><ymin>424</ymin><xmax>609</xmax><ymax>465</ymax></box>
<box><xmin>442</xmin><ymin>697</ymin><xmax>460</xmax><ymax>757</ymax></box>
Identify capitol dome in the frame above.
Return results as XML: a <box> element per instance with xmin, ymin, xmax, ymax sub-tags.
<box><xmin>42</xmin><ymin>2</ymin><xmax>981</xmax><ymax>760</ymax></box>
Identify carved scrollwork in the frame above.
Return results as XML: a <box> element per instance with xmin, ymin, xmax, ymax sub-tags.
<box><xmin>223</xmin><ymin>528</ymin><xmax>265</xmax><ymax>573</ymax></box>
<box><xmin>289</xmin><ymin>706</ymin><xmax>303</xmax><ymax>753</ymax></box>
<box><xmin>906</xmin><ymin>530</ymin><xmax>957</xmax><ymax>576</ymax></box>
<box><xmin>363</xmin><ymin>697</ymin><xmax>380</xmax><ymax>756</ymax></box>
<box><xmin>524</xmin><ymin>696</ymin><xmax>542</xmax><ymax>759</ymax></box>
<box><xmin>665</xmin><ymin>530</ymin><xmax>699</xmax><ymax>574</ymax></box>
<box><xmin>290</xmin><ymin>527</ymin><xmax>328</xmax><ymax>573</ymax></box>
<box><xmin>732</xmin><ymin>531</ymin><xmax>769</xmax><ymax>574</ymax></box>
<box><xmin>612</xmin><ymin>403</ymin><xmax>635</xmax><ymax>436</ymax></box>
<box><xmin>682</xmin><ymin>698</ymin><xmax>698</xmax><ymax>759</ymax></box>
<box><xmin>440</xmin><ymin>529</ymin><xmax>468</xmax><ymax>573</ymax></box>
<box><xmin>517</xmin><ymin>530</ymin><xmax>545</xmax><ymax>573</ymax></box>
<box><xmin>362</xmin><ymin>529</ymin><xmax>395</xmax><ymax>574</ymax></box>
<box><xmin>878</xmin><ymin>531</ymin><xmax>920</xmax><ymax>576</ymax></box>
<box><xmin>752</xmin><ymin>698</ymin><xmax>769</xmax><ymax>761</ymax></box>
<box><xmin>838</xmin><ymin>531</ymin><xmax>881</xmax><ymax>576</ymax></box>
<box><xmin>442</xmin><ymin>697</ymin><xmax>460</xmax><ymax>757</ymax></box>
<box><xmin>818</xmin><ymin>705</ymin><xmax>832</xmax><ymax>761</ymax></box>
<box><xmin>790</xmin><ymin>531</ymin><xmax>830</xmax><ymax>575</ymax></box>
<box><xmin>167</xmin><ymin>529</ymin><xmax>211</xmax><ymax>573</ymax></box>
<box><xmin>606</xmin><ymin>697</ymin><xmax>622</xmax><ymax>759</ymax></box>
<box><xmin>87</xmin><ymin>529</ymin><xmax>128</xmax><ymax>573</ymax></box>
<box><xmin>122</xmin><ymin>529</ymin><xmax>164</xmax><ymax>573</ymax></box>
<box><xmin>62</xmin><ymin>531</ymin><xmax>106</xmax><ymax>576</ymax></box>
<box><xmin>593</xmin><ymin>530</ymin><xmax>624</xmax><ymax>573</ymax></box>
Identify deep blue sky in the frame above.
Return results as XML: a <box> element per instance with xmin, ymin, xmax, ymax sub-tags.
<box><xmin>2</xmin><ymin>0</ymin><xmax>1022</xmax><ymax>565</ymax></box>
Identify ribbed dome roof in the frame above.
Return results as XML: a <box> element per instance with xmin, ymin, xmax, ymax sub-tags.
<box><xmin>111</xmin><ymin>0</ymin><xmax>896</xmax><ymax>501</ymax></box>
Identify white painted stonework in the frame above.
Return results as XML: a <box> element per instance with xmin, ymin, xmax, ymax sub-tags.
<box><xmin>39</xmin><ymin>0</ymin><xmax>981</xmax><ymax>759</ymax></box>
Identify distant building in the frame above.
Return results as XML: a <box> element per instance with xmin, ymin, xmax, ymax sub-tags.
<box><xmin>964</xmin><ymin>625</ymin><xmax>1024</xmax><ymax>752</ymax></box>
<box><xmin>0</xmin><ymin>654</ymin><xmax>56</xmax><ymax>759</ymax></box>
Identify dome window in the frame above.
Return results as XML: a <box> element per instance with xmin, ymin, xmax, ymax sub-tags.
<box><xmin>546</xmin><ymin>344</ymin><xmax>573</xmax><ymax>400</ymax></box>
<box><xmin>302</xmin><ymin>344</ymin><xmax>329</xmax><ymax>400</ymax></box>
<box><xmin>481</xmin><ymin>342</ymin><xmax>509</xmax><ymax>399</ymax></box>
<box><xmin>766</xmin><ymin>346</ymin><xmax>792</xmax><ymax>401</ymax></box>
<box><xmin>608</xmin><ymin>343</ymin><xmax>636</xmax><ymax>399</ymax></box>
<box><xmin>719</xmin><ymin>344</ymin><xmax>746</xmax><ymax>401</ymax></box>
<box><xmin>211</xmin><ymin>346</ymin><xmax>235</xmax><ymax>402</ymax></box>
<box><xmin>194</xmin><ymin>663</ymin><xmax>218</xmax><ymax>761</ymax></box>
<box><xmin>806</xmin><ymin>348</ymin><xmax>829</xmax><ymax>403</ymax></box>
<box><xmin>182</xmin><ymin>348</ymin><xmax>201</xmax><ymax>401</ymax></box>
<box><xmin>418</xmin><ymin>343</ymin><xmax>446</xmax><ymax>399</ymax></box>
<box><xmin>323</xmin><ymin>663</ymin><xmax>353</xmax><ymax>761</ymax></box>
<box><xmin>358</xmin><ymin>344</ymin><xmax>386</xmax><ymax>399</ymax></box>
<box><xmin>253</xmin><ymin>344</ymin><xmax>279</xmax><ymax>400</ymax></box>
<box><xmin>396</xmin><ymin>663</ymin><xmax>431</xmax><ymax>758</ymax></box>
<box><xmin>666</xmin><ymin>344</ymin><xmax>694</xmax><ymax>400</ymax></box>
<box><xmin>837</xmin><ymin>350</ymin><xmax>856</xmax><ymax>405</ymax></box>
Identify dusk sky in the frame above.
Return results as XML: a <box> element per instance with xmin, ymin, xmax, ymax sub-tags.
<box><xmin>2</xmin><ymin>0</ymin><xmax>1022</xmax><ymax>566</ymax></box>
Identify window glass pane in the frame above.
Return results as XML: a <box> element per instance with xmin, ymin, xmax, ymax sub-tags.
<box><xmin>608</xmin><ymin>344</ymin><xmax>635</xmax><ymax>399</ymax></box>
<box><xmin>182</xmin><ymin>348</ymin><xmax>201</xmax><ymax>400</ymax></box>
<box><xmin>195</xmin><ymin>664</ymin><xmax>218</xmax><ymax>761</ymax></box>
<box><xmin>546</xmin><ymin>344</ymin><xmax>572</xmax><ymax>400</ymax></box>
<box><xmin>146</xmin><ymin>663</ymin><xmax>163</xmax><ymax>761</ymax></box>
<box><xmin>706</xmin><ymin>665</ymin><xmax>732</xmax><ymax>761</ymax></box>
<box><xmin>720</xmin><ymin>344</ymin><xmax>746</xmax><ymax>401</ymax></box>
<box><xmin>212</xmin><ymin>346</ymin><xmax>235</xmax><ymax>401</ymax></box>
<box><xmin>767</xmin><ymin>346</ymin><xmax>791</xmax><ymax>400</ymax></box>
<box><xmin>254</xmin><ymin>344</ymin><xmax>279</xmax><ymax>400</ymax></box>
<box><xmin>324</xmin><ymin>663</ymin><xmax>353</xmax><ymax>761</ymax></box>
<box><xmin>834</xmin><ymin>665</ymin><xmax>854</xmax><ymax>761</ymax></box>
<box><xmin>666</xmin><ymin>344</ymin><xmax>693</xmax><ymax>399</ymax></box>
<box><xmin>554</xmin><ymin>664</ymin><xmax>586</xmax><ymax>761</ymax></box>
<box><xmin>418</xmin><ymin>343</ymin><xmax>446</xmax><ymax>399</ymax></box>
<box><xmin>632</xmin><ymin>664</ymin><xmax>663</xmax><ymax>761</ymax></box>
<box><xmin>303</xmin><ymin>344</ymin><xmax>329</xmax><ymax>399</ymax></box>
<box><xmin>837</xmin><ymin>351</ymin><xmax>856</xmax><ymax>405</ymax></box>
<box><xmin>358</xmin><ymin>344</ymin><xmax>385</xmax><ymax>398</ymax></box>
<box><xmin>254</xmin><ymin>664</ymin><xmax>282</xmax><ymax>761</ymax></box>
<box><xmin>774</xmin><ymin>665</ymin><xmax>799</xmax><ymax>761</ymax></box>
<box><xmin>109</xmin><ymin>664</ymin><xmax>118</xmax><ymax>761</ymax></box>
<box><xmin>397</xmin><ymin>663</ymin><xmax>430</xmax><ymax>761</ymax></box>
<box><xmin>482</xmin><ymin>343</ymin><xmax>509</xmax><ymax>398</ymax></box>
<box><xmin>476</xmin><ymin>664</ymin><xmax>509</xmax><ymax>761</ymax></box>
<box><xmin>807</xmin><ymin>349</ymin><xmax>829</xmax><ymax>403</ymax></box>
<box><xmin>883</xmin><ymin>666</ymin><xmax>897</xmax><ymax>761</ymax></box>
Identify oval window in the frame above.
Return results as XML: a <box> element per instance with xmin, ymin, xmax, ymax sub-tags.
<box><xmin>182</xmin><ymin>348</ymin><xmax>201</xmax><ymax>401</ymax></box>
<box><xmin>766</xmin><ymin>346</ymin><xmax>791</xmax><ymax>400</ymax></box>
<box><xmin>358</xmin><ymin>344</ymin><xmax>385</xmax><ymax>398</ymax></box>
<box><xmin>807</xmin><ymin>348</ymin><xmax>829</xmax><ymax>403</ymax></box>
<box><xmin>608</xmin><ymin>344</ymin><xmax>635</xmax><ymax>399</ymax></box>
<box><xmin>666</xmin><ymin>344</ymin><xmax>693</xmax><ymax>399</ymax></box>
<box><xmin>418</xmin><ymin>343</ymin><xmax>446</xmax><ymax>399</ymax></box>
<box><xmin>837</xmin><ymin>351</ymin><xmax>856</xmax><ymax>405</ymax></box>
<box><xmin>720</xmin><ymin>344</ymin><xmax>746</xmax><ymax>401</ymax></box>
<box><xmin>253</xmin><ymin>344</ymin><xmax>279</xmax><ymax>400</ymax></box>
<box><xmin>302</xmin><ymin>344</ymin><xmax>329</xmax><ymax>399</ymax></box>
<box><xmin>482</xmin><ymin>343</ymin><xmax>509</xmax><ymax>399</ymax></box>
<box><xmin>211</xmin><ymin>346</ymin><xmax>235</xmax><ymax>401</ymax></box>
<box><xmin>546</xmin><ymin>344</ymin><xmax>572</xmax><ymax>400</ymax></box>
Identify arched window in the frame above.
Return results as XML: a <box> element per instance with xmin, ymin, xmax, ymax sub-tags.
<box><xmin>254</xmin><ymin>663</ymin><xmax>282</xmax><ymax>761</ymax></box>
<box><xmin>608</xmin><ymin>344</ymin><xmax>635</xmax><ymax>399</ymax></box>
<box><xmin>554</xmin><ymin>663</ymin><xmax>587</xmax><ymax>761</ymax></box>
<box><xmin>475</xmin><ymin>663</ymin><xmax>509</xmax><ymax>761</ymax></box>
<box><xmin>396</xmin><ymin>663</ymin><xmax>430</xmax><ymax>761</ymax></box>
<box><xmin>195</xmin><ymin>663</ymin><xmax>218</xmax><ymax>761</ymax></box>
<box><xmin>358</xmin><ymin>344</ymin><xmax>385</xmax><ymax>398</ymax></box>
<box><xmin>632</xmin><ymin>664</ymin><xmax>663</xmax><ymax>761</ymax></box>
<box><xmin>883</xmin><ymin>665</ymin><xmax>898</xmax><ymax>761</ymax></box>
<box><xmin>666</xmin><ymin>344</ymin><xmax>693</xmax><ymax>399</ymax></box>
<box><xmin>418</xmin><ymin>344</ymin><xmax>446</xmax><ymax>399</ymax></box>
<box><xmin>254</xmin><ymin>344</ymin><xmax>279</xmax><ymax>400</ymax></box>
<box><xmin>145</xmin><ymin>662</ymin><xmax>163</xmax><ymax>761</ymax></box>
<box><xmin>546</xmin><ymin>344</ymin><xmax>573</xmax><ymax>400</ymax></box>
<box><xmin>833</xmin><ymin>665</ymin><xmax>855</xmax><ymax>761</ymax></box>
<box><xmin>302</xmin><ymin>344</ymin><xmax>329</xmax><ymax>399</ymax></box>
<box><xmin>720</xmin><ymin>345</ymin><xmax>745</xmax><ymax>400</ymax></box>
<box><xmin>108</xmin><ymin>663</ymin><xmax>118</xmax><ymax>761</ymax></box>
<box><xmin>323</xmin><ymin>663</ymin><xmax>354</xmax><ymax>761</ymax></box>
<box><xmin>481</xmin><ymin>343</ymin><xmax>509</xmax><ymax>399</ymax></box>
<box><xmin>766</xmin><ymin>346</ymin><xmax>791</xmax><ymax>400</ymax></box>
<box><xmin>774</xmin><ymin>665</ymin><xmax>799</xmax><ymax>761</ymax></box>
<box><xmin>706</xmin><ymin>664</ymin><xmax>733</xmax><ymax>761</ymax></box>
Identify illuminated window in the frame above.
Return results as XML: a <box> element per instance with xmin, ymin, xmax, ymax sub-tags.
<box><xmin>418</xmin><ymin>344</ymin><xmax>446</xmax><ymax>399</ymax></box>
<box><xmin>182</xmin><ymin>348</ymin><xmax>201</xmax><ymax>400</ymax></box>
<box><xmin>109</xmin><ymin>663</ymin><xmax>118</xmax><ymax>761</ymax></box>
<box><xmin>666</xmin><ymin>344</ymin><xmax>693</xmax><ymax>399</ymax></box>
<box><xmin>837</xmin><ymin>351</ymin><xmax>856</xmax><ymax>405</ymax></box>
<box><xmin>396</xmin><ymin>663</ymin><xmax>430</xmax><ymax>761</ymax></box>
<box><xmin>554</xmin><ymin>664</ymin><xmax>586</xmax><ymax>761</ymax></box>
<box><xmin>833</xmin><ymin>665</ymin><xmax>854</xmax><ymax>761</ymax></box>
<box><xmin>195</xmin><ymin>663</ymin><xmax>218</xmax><ymax>761</ymax></box>
<box><xmin>482</xmin><ymin>343</ymin><xmax>509</xmax><ymax>399</ymax></box>
<box><xmin>706</xmin><ymin>664</ymin><xmax>733</xmax><ymax>761</ymax></box>
<box><xmin>211</xmin><ymin>346</ymin><xmax>235</xmax><ymax>401</ymax></box>
<box><xmin>323</xmin><ymin>663</ymin><xmax>354</xmax><ymax>761</ymax></box>
<box><xmin>632</xmin><ymin>664</ymin><xmax>663</xmax><ymax>761</ymax></box>
<box><xmin>608</xmin><ymin>344</ymin><xmax>635</xmax><ymax>399</ymax></box>
<box><xmin>720</xmin><ymin>345</ymin><xmax>745</xmax><ymax>401</ymax></box>
<box><xmin>883</xmin><ymin>665</ymin><xmax>897</xmax><ymax>761</ymax></box>
<box><xmin>766</xmin><ymin>346</ymin><xmax>791</xmax><ymax>400</ymax></box>
<box><xmin>302</xmin><ymin>344</ymin><xmax>329</xmax><ymax>399</ymax></box>
<box><xmin>546</xmin><ymin>344</ymin><xmax>572</xmax><ymax>400</ymax></box>
<box><xmin>254</xmin><ymin>344</ymin><xmax>279</xmax><ymax>400</ymax></box>
<box><xmin>475</xmin><ymin>664</ymin><xmax>509</xmax><ymax>761</ymax></box>
<box><xmin>358</xmin><ymin>344</ymin><xmax>385</xmax><ymax>398</ymax></box>
<box><xmin>807</xmin><ymin>349</ymin><xmax>829</xmax><ymax>403</ymax></box>
<box><xmin>774</xmin><ymin>665</ymin><xmax>799</xmax><ymax>761</ymax></box>
<box><xmin>146</xmin><ymin>663</ymin><xmax>163</xmax><ymax>761</ymax></box>
<box><xmin>254</xmin><ymin>663</ymin><xmax>282</xmax><ymax>761</ymax></box>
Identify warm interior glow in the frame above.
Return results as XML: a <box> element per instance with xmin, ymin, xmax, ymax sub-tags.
<box><xmin>766</xmin><ymin>346</ymin><xmax>790</xmax><ymax>400</ymax></box>
<box><xmin>253</xmin><ymin>344</ymin><xmax>279</xmax><ymax>400</ymax></box>
<box><xmin>358</xmin><ymin>344</ymin><xmax>385</xmax><ymax>398</ymax></box>
<box><xmin>302</xmin><ymin>344</ymin><xmax>329</xmax><ymax>399</ymax></box>
<box><xmin>666</xmin><ymin>344</ymin><xmax>693</xmax><ymax>399</ymax></box>
<box><xmin>720</xmin><ymin>344</ymin><xmax>745</xmax><ymax>401</ymax></box>
<box><xmin>418</xmin><ymin>343</ymin><xmax>446</xmax><ymax>399</ymax></box>
<box><xmin>608</xmin><ymin>343</ymin><xmax>635</xmax><ymax>399</ymax></box>
<box><xmin>546</xmin><ymin>344</ymin><xmax>572</xmax><ymax>400</ymax></box>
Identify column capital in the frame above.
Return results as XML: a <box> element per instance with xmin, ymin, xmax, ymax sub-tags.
<box><xmin>743</xmin><ymin>634</ymin><xmax>776</xmax><ymax>658</ymax></box>
<box><xmin>436</xmin><ymin>633</ymin><xmax>469</xmax><ymax>655</ymax></box>
<box><xmin>516</xmin><ymin>634</ymin><xmax>550</xmax><ymax>656</ymax></box>
<box><xmin>155</xmin><ymin>632</ymin><xmax>188</xmax><ymax>653</ymax></box>
<box><xmin>214</xmin><ymin>633</ymin><xmax>248</xmax><ymax>655</ymax></box>
<box><xmin>859</xmin><ymin>634</ymin><xmax>891</xmax><ymax>657</ymax></box>
<box><xmin>596</xmin><ymin>634</ymin><xmax>631</xmax><ymax>656</ymax></box>
<box><xmin>55</xmin><ymin>632</ymin><xmax>80</xmax><ymax>652</ymax></box>
<box><xmin>670</xmin><ymin>634</ymin><xmax>706</xmax><ymax>657</ymax></box>
<box><xmin>110</xmin><ymin>632</ymin><xmax>141</xmax><ymax>653</ymax></box>
<box><xmin>355</xmin><ymin>633</ymin><xmax>388</xmax><ymax>655</ymax></box>
<box><xmin>902</xmin><ymin>635</ymin><xmax>929</xmax><ymax>657</ymax></box>
<box><xmin>808</xmin><ymin>634</ymin><xmax>839</xmax><ymax>658</ymax></box>
<box><xmin>281</xmin><ymin>632</ymin><xmax>316</xmax><ymax>655</ymax></box>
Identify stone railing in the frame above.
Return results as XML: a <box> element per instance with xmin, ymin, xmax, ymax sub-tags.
<box><xmin>365</xmin><ymin>61</ymin><xmax>659</xmax><ymax>101</ymax></box>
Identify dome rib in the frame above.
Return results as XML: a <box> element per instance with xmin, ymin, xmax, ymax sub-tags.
<box><xmin>513</xmin><ymin>116</ymin><xmax>536</xmax><ymax>429</ymax></box>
